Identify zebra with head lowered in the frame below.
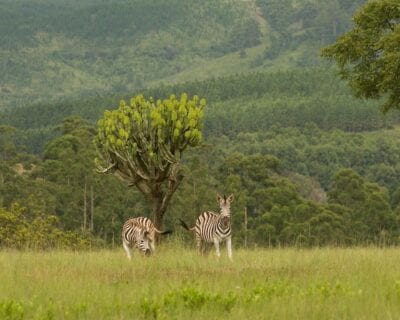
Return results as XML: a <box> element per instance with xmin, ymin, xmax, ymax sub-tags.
<box><xmin>122</xmin><ymin>217</ymin><xmax>172</xmax><ymax>260</ymax></box>
<box><xmin>179</xmin><ymin>193</ymin><xmax>233</xmax><ymax>260</ymax></box>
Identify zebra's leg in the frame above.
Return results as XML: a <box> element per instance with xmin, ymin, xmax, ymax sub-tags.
<box><xmin>123</xmin><ymin>240</ymin><xmax>132</xmax><ymax>260</ymax></box>
<box><xmin>150</xmin><ymin>240</ymin><xmax>156</xmax><ymax>253</ymax></box>
<box><xmin>226</xmin><ymin>237</ymin><xmax>233</xmax><ymax>261</ymax></box>
<box><xmin>196</xmin><ymin>236</ymin><xmax>203</xmax><ymax>256</ymax></box>
<box><xmin>213</xmin><ymin>238</ymin><xmax>221</xmax><ymax>258</ymax></box>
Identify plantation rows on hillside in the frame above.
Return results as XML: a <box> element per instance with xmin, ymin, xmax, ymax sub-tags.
<box><xmin>0</xmin><ymin>0</ymin><xmax>259</xmax><ymax>110</ymax></box>
<box><xmin>1</xmin><ymin>0</ymin><xmax>366</xmax><ymax>110</ymax></box>
<box><xmin>1</xmin><ymin>68</ymin><xmax>397</xmax><ymax>154</ymax></box>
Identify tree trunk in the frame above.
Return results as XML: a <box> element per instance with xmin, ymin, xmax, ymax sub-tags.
<box><xmin>83</xmin><ymin>181</ymin><xmax>87</xmax><ymax>231</ymax></box>
<box><xmin>332</xmin><ymin>19</ymin><xmax>337</xmax><ymax>39</ymax></box>
<box><xmin>244</xmin><ymin>206</ymin><xmax>248</xmax><ymax>248</ymax></box>
<box><xmin>144</xmin><ymin>175</ymin><xmax>183</xmax><ymax>228</ymax></box>
<box><xmin>90</xmin><ymin>185</ymin><xmax>94</xmax><ymax>231</ymax></box>
<box><xmin>111</xmin><ymin>212</ymin><xmax>115</xmax><ymax>248</ymax></box>
<box><xmin>0</xmin><ymin>172</ymin><xmax>3</xmax><ymax>207</ymax></box>
<box><xmin>153</xmin><ymin>196</ymin><xmax>166</xmax><ymax>231</ymax></box>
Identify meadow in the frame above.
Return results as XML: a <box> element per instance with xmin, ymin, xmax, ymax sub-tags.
<box><xmin>1</xmin><ymin>245</ymin><xmax>400</xmax><ymax>319</ymax></box>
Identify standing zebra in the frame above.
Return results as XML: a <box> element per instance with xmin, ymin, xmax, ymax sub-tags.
<box><xmin>179</xmin><ymin>193</ymin><xmax>233</xmax><ymax>260</ymax></box>
<box><xmin>122</xmin><ymin>217</ymin><xmax>172</xmax><ymax>260</ymax></box>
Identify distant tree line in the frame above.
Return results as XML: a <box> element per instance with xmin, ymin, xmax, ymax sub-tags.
<box><xmin>1</xmin><ymin>111</ymin><xmax>400</xmax><ymax>248</ymax></box>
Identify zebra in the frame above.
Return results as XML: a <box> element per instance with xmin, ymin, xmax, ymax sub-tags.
<box><xmin>122</xmin><ymin>217</ymin><xmax>172</xmax><ymax>260</ymax></box>
<box><xmin>179</xmin><ymin>193</ymin><xmax>233</xmax><ymax>260</ymax></box>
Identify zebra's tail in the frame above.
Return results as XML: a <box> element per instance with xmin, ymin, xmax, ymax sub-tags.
<box><xmin>153</xmin><ymin>225</ymin><xmax>173</xmax><ymax>235</ymax></box>
<box><xmin>155</xmin><ymin>229</ymin><xmax>173</xmax><ymax>236</ymax></box>
<box><xmin>177</xmin><ymin>218</ymin><xmax>195</xmax><ymax>232</ymax></box>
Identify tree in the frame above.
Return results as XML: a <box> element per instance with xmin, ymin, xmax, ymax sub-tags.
<box><xmin>95</xmin><ymin>93</ymin><xmax>205</xmax><ymax>228</ymax></box>
<box><xmin>0</xmin><ymin>125</ymin><xmax>17</xmax><ymax>162</ymax></box>
<box><xmin>328</xmin><ymin>168</ymin><xmax>396</xmax><ymax>241</ymax></box>
<box><xmin>0</xmin><ymin>203</ymin><xmax>92</xmax><ymax>249</ymax></box>
<box><xmin>321</xmin><ymin>0</ymin><xmax>400</xmax><ymax>111</ymax></box>
<box><xmin>37</xmin><ymin>117</ymin><xmax>98</xmax><ymax>231</ymax></box>
<box><xmin>328</xmin><ymin>168</ymin><xmax>366</xmax><ymax>208</ymax></box>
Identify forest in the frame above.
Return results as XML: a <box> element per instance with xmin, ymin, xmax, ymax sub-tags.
<box><xmin>1</xmin><ymin>0</ymin><xmax>400</xmax><ymax>249</ymax></box>
<box><xmin>2</xmin><ymin>68</ymin><xmax>400</xmax><ymax>249</ymax></box>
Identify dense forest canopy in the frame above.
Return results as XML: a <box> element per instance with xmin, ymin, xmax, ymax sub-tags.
<box><xmin>321</xmin><ymin>0</ymin><xmax>400</xmax><ymax>111</ymax></box>
<box><xmin>2</xmin><ymin>0</ymin><xmax>400</xmax><ymax>249</ymax></box>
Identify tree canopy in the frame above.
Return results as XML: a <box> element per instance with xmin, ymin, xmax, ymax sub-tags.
<box><xmin>95</xmin><ymin>93</ymin><xmax>205</xmax><ymax>228</ymax></box>
<box><xmin>321</xmin><ymin>0</ymin><xmax>400</xmax><ymax>111</ymax></box>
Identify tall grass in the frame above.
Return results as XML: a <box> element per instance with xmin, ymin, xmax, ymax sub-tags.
<box><xmin>1</xmin><ymin>246</ymin><xmax>400</xmax><ymax>319</ymax></box>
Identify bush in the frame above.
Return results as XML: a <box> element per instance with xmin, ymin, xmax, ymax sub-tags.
<box><xmin>0</xmin><ymin>203</ymin><xmax>94</xmax><ymax>250</ymax></box>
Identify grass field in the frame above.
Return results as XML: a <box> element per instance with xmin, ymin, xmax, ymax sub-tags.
<box><xmin>1</xmin><ymin>246</ymin><xmax>400</xmax><ymax>319</ymax></box>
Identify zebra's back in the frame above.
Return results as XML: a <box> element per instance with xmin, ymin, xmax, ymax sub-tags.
<box><xmin>125</xmin><ymin>217</ymin><xmax>154</xmax><ymax>231</ymax></box>
<box><xmin>195</xmin><ymin>211</ymin><xmax>231</xmax><ymax>242</ymax></box>
<box><xmin>122</xmin><ymin>219</ymin><xmax>144</xmax><ymax>243</ymax></box>
<box><xmin>123</xmin><ymin>217</ymin><xmax>156</xmax><ymax>241</ymax></box>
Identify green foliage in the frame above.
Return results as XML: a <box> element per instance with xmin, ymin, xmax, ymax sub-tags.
<box><xmin>3</xmin><ymin>68</ymin><xmax>398</xmax><ymax>155</ymax></box>
<box><xmin>0</xmin><ymin>0</ymin><xmax>261</xmax><ymax>110</ymax></box>
<box><xmin>0</xmin><ymin>300</ymin><xmax>24</xmax><ymax>320</ymax></box>
<box><xmin>95</xmin><ymin>93</ymin><xmax>205</xmax><ymax>178</ymax></box>
<box><xmin>0</xmin><ymin>116</ymin><xmax>149</xmax><ymax>244</ymax></box>
<box><xmin>3</xmin><ymin>110</ymin><xmax>400</xmax><ymax>246</ymax></box>
<box><xmin>328</xmin><ymin>169</ymin><xmax>396</xmax><ymax>241</ymax></box>
<box><xmin>139</xmin><ymin>285</ymin><xmax>237</xmax><ymax>318</ymax></box>
<box><xmin>321</xmin><ymin>0</ymin><xmax>400</xmax><ymax>111</ymax></box>
<box><xmin>257</xmin><ymin>0</ymin><xmax>365</xmax><ymax>59</ymax></box>
<box><xmin>0</xmin><ymin>203</ymin><xmax>92</xmax><ymax>249</ymax></box>
<box><xmin>3</xmin><ymin>0</ymin><xmax>398</xmax><ymax>248</ymax></box>
<box><xmin>223</xmin><ymin>126</ymin><xmax>400</xmax><ymax>193</ymax></box>
<box><xmin>0</xmin><ymin>0</ymin><xmax>370</xmax><ymax>111</ymax></box>
<box><xmin>95</xmin><ymin>93</ymin><xmax>205</xmax><ymax>227</ymax></box>
<box><xmin>0</xmin><ymin>125</ymin><xmax>17</xmax><ymax>162</ymax></box>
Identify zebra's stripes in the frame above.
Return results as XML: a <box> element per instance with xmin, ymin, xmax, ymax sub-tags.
<box><xmin>122</xmin><ymin>217</ymin><xmax>172</xmax><ymax>260</ymax></box>
<box><xmin>179</xmin><ymin>193</ymin><xmax>233</xmax><ymax>260</ymax></box>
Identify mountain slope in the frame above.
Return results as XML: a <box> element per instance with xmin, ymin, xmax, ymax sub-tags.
<box><xmin>0</xmin><ymin>0</ymin><xmax>261</xmax><ymax>109</ymax></box>
<box><xmin>1</xmin><ymin>0</ymin><xmax>365</xmax><ymax>110</ymax></box>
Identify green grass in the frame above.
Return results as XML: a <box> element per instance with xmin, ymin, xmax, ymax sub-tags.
<box><xmin>1</xmin><ymin>246</ymin><xmax>400</xmax><ymax>319</ymax></box>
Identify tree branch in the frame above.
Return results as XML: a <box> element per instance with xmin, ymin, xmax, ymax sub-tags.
<box><xmin>159</xmin><ymin>172</ymin><xmax>184</xmax><ymax>217</ymax></box>
<box><xmin>135</xmin><ymin>180</ymin><xmax>152</xmax><ymax>198</ymax></box>
<box><xmin>96</xmin><ymin>162</ymin><xmax>116</xmax><ymax>174</ymax></box>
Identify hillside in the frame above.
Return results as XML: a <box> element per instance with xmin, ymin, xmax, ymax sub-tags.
<box><xmin>1</xmin><ymin>0</ymin><xmax>365</xmax><ymax>110</ymax></box>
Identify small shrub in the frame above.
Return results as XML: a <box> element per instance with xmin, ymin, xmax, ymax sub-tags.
<box><xmin>0</xmin><ymin>300</ymin><xmax>24</xmax><ymax>320</ymax></box>
<box><xmin>140</xmin><ymin>298</ymin><xmax>161</xmax><ymax>320</ymax></box>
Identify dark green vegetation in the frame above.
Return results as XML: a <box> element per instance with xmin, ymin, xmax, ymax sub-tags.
<box><xmin>322</xmin><ymin>0</ymin><xmax>400</xmax><ymax>111</ymax></box>
<box><xmin>1</xmin><ymin>0</ymin><xmax>364</xmax><ymax>110</ymax></box>
<box><xmin>2</xmin><ymin>68</ymin><xmax>400</xmax><ymax>248</ymax></box>
<box><xmin>0</xmin><ymin>0</ymin><xmax>260</xmax><ymax>109</ymax></box>
<box><xmin>2</xmin><ymin>0</ymin><xmax>400</xmax><ymax>249</ymax></box>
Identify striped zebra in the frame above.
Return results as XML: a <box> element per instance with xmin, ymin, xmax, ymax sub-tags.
<box><xmin>122</xmin><ymin>217</ymin><xmax>172</xmax><ymax>260</ymax></box>
<box><xmin>179</xmin><ymin>193</ymin><xmax>233</xmax><ymax>260</ymax></box>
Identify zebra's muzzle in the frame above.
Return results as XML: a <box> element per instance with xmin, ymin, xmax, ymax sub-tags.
<box><xmin>144</xmin><ymin>249</ymin><xmax>151</xmax><ymax>256</ymax></box>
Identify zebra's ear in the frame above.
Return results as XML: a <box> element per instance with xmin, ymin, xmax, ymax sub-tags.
<box><xmin>216</xmin><ymin>193</ymin><xmax>223</xmax><ymax>203</ymax></box>
<box><xmin>227</xmin><ymin>194</ymin><xmax>234</xmax><ymax>203</ymax></box>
